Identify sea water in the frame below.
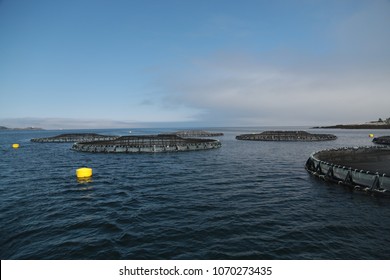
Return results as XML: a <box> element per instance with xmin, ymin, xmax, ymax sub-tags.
<box><xmin>1</xmin><ymin>127</ymin><xmax>390</xmax><ymax>259</ymax></box>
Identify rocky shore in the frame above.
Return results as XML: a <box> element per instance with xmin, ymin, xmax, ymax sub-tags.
<box><xmin>314</xmin><ymin>118</ymin><xmax>390</xmax><ymax>129</ymax></box>
<box><xmin>313</xmin><ymin>124</ymin><xmax>390</xmax><ymax>129</ymax></box>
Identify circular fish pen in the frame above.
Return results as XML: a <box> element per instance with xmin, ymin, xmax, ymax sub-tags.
<box><xmin>236</xmin><ymin>131</ymin><xmax>337</xmax><ymax>141</ymax></box>
<box><xmin>305</xmin><ymin>146</ymin><xmax>390</xmax><ymax>196</ymax></box>
<box><xmin>168</xmin><ymin>130</ymin><xmax>224</xmax><ymax>137</ymax></box>
<box><xmin>31</xmin><ymin>133</ymin><xmax>118</xmax><ymax>143</ymax></box>
<box><xmin>373</xmin><ymin>136</ymin><xmax>390</xmax><ymax>145</ymax></box>
<box><xmin>71</xmin><ymin>134</ymin><xmax>221</xmax><ymax>153</ymax></box>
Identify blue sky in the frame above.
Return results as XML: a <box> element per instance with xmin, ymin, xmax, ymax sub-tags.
<box><xmin>1</xmin><ymin>0</ymin><xmax>389</xmax><ymax>129</ymax></box>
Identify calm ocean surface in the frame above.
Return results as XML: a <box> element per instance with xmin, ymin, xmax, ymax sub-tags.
<box><xmin>1</xmin><ymin>127</ymin><xmax>390</xmax><ymax>260</ymax></box>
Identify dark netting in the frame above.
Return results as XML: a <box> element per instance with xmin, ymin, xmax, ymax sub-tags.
<box><xmin>306</xmin><ymin>146</ymin><xmax>390</xmax><ymax>196</ymax></box>
<box><xmin>373</xmin><ymin>136</ymin><xmax>390</xmax><ymax>145</ymax></box>
<box><xmin>166</xmin><ymin>130</ymin><xmax>224</xmax><ymax>137</ymax></box>
<box><xmin>31</xmin><ymin>133</ymin><xmax>118</xmax><ymax>143</ymax></box>
<box><xmin>236</xmin><ymin>131</ymin><xmax>337</xmax><ymax>141</ymax></box>
<box><xmin>71</xmin><ymin>135</ymin><xmax>221</xmax><ymax>153</ymax></box>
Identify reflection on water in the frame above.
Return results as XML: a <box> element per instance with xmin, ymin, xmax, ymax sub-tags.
<box><xmin>1</xmin><ymin>127</ymin><xmax>390</xmax><ymax>259</ymax></box>
<box><xmin>77</xmin><ymin>177</ymin><xmax>93</xmax><ymax>184</ymax></box>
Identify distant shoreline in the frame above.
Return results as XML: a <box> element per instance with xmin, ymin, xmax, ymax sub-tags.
<box><xmin>313</xmin><ymin>124</ymin><xmax>390</xmax><ymax>129</ymax></box>
<box><xmin>0</xmin><ymin>126</ymin><xmax>44</xmax><ymax>131</ymax></box>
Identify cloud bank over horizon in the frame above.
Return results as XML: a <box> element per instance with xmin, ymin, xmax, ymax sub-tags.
<box><xmin>0</xmin><ymin>117</ymin><xmax>206</xmax><ymax>130</ymax></box>
<box><xmin>154</xmin><ymin>1</ymin><xmax>390</xmax><ymax>126</ymax></box>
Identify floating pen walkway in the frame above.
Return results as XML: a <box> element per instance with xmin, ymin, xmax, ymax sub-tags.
<box><xmin>373</xmin><ymin>136</ymin><xmax>390</xmax><ymax>145</ymax></box>
<box><xmin>236</xmin><ymin>131</ymin><xmax>337</xmax><ymax>141</ymax></box>
<box><xmin>305</xmin><ymin>146</ymin><xmax>390</xmax><ymax>196</ymax></box>
<box><xmin>71</xmin><ymin>134</ymin><xmax>221</xmax><ymax>153</ymax></box>
<box><xmin>169</xmin><ymin>130</ymin><xmax>224</xmax><ymax>137</ymax></box>
<box><xmin>31</xmin><ymin>133</ymin><xmax>119</xmax><ymax>143</ymax></box>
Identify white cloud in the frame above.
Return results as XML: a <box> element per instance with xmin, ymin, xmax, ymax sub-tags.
<box><xmin>0</xmin><ymin>117</ymin><xmax>138</xmax><ymax>130</ymax></box>
<box><xmin>155</xmin><ymin>2</ymin><xmax>390</xmax><ymax>126</ymax></box>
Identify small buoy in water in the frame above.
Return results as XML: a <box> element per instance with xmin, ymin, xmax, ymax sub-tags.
<box><xmin>12</xmin><ymin>143</ymin><xmax>20</xmax><ymax>149</ymax></box>
<box><xmin>369</xmin><ymin>134</ymin><xmax>374</xmax><ymax>138</ymax></box>
<box><xmin>76</xmin><ymin>167</ymin><xmax>93</xmax><ymax>178</ymax></box>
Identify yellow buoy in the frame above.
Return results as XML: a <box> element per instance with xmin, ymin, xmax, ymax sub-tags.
<box><xmin>369</xmin><ymin>134</ymin><xmax>374</xmax><ymax>138</ymax></box>
<box><xmin>76</xmin><ymin>167</ymin><xmax>93</xmax><ymax>178</ymax></box>
<box><xmin>12</xmin><ymin>143</ymin><xmax>20</xmax><ymax>149</ymax></box>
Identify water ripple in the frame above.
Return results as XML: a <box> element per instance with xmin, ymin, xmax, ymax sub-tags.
<box><xmin>1</xmin><ymin>128</ymin><xmax>390</xmax><ymax>259</ymax></box>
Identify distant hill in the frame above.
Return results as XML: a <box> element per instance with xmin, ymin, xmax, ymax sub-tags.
<box><xmin>313</xmin><ymin>118</ymin><xmax>390</xmax><ymax>129</ymax></box>
<box><xmin>314</xmin><ymin>124</ymin><xmax>390</xmax><ymax>129</ymax></box>
<box><xmin>0</xmin><ymin>126</ymin><xmax>44</xmax><ymax>130</ymax></box>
